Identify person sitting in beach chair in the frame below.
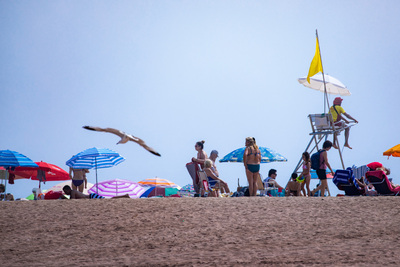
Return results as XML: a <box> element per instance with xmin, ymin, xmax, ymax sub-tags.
<box><xmin>333</xmin><ymin>168</ymin><xmax>364</xmax><ymax>196</ymax></box>
<box><xmin>365</xmin><ymin>167</ymin><xmax>400</xmax><ymax>196</ymax></box>
<box><xmin>263</xmin><ymin>169</ymin><xmax>284</xmax><ymax>190</ymax></box>
<box><xmin>63</xmin><ymin>185</ymin><xmax>130</xmax><ymax>199</ymax></box>
<box><xmin>202</xmin><ymin>159</ymin><xmax>230</xmax><ymax>197</ymax></box>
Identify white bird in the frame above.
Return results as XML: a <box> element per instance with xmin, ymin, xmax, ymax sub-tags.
<box><xmin>83</xmin><ymin>126</ymin><xmax>161</xmax><ymax>157</ymax></box>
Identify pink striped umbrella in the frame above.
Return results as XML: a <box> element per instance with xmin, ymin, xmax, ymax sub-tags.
<box><xmin>88</xmin><ymin>179</ymin><xmax>145</xmax><ymax>198</ymax></box>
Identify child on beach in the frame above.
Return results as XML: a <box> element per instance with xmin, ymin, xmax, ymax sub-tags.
<box><xmin>300</xmin><ymin>152</ymin><xmax>311</xmax><ymax>196</ymax></box>
<box><xmin>285</xmin><ymin>173</ymin><xmax>301</xmax><ymax>196</ymax></box>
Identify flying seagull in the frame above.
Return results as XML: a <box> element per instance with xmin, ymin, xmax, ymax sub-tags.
<box><xmin>83</xmin><ymin>126</ymin><xmax>161</xmax><ymax>157</ymax></box>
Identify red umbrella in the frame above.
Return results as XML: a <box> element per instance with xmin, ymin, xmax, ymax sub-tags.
<box><xmin>9</xmin><ymin>162</ymin><xmax>70</xmax><ymax>187</ymax></box>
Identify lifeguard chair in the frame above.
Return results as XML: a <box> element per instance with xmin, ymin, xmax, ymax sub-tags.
<box><xmin>288</xmin><ymin>112</ymin><xmax>358</xmax><ymax>195</ymax></box>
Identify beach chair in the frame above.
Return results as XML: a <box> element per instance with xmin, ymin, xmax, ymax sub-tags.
<box><xmin>333</xmin><ymin>169</ymin><xmax>364</xmax><ymax>196</ymax></box>
<box><xmin>365</xmin><ymin>170</ymin><xmax>400</xmax><ymax>196</ymax></box>
<box><xmin>197</xmin><ymin>170</ymin><xmax>221</xmax><ymax>197</ymax></box>
<box><xmin>186</xmin><ymin>162</ymin><xmax>201</xmax><ymax>195</ymax></box>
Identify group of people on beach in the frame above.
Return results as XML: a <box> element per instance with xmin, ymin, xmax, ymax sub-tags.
<box><xmin>190</xmin><ymin>97</ymin><xmax>364</xmax><ymax>197</ymax></box>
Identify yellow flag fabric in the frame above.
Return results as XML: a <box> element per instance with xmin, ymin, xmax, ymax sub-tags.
<box><xmin>307</xmin><ymin>38</ymin><xmax>323</xmax><ymax>83</ymax></box>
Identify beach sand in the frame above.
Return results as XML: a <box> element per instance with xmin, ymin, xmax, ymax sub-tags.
<box><xmin>1</xmin><ymin>197</ymin><xmax>400</xmax><ymax>266</ymax></box>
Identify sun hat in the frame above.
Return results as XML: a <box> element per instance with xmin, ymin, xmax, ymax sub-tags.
<box><xmin>333</xmin><ymin>97</ymin><xmax>343</xmax><ymax>105</ymax></box>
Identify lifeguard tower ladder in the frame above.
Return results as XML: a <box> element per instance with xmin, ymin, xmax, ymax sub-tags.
<box><xmin>289</xmin><ymin>113</ymin><xmax>352</xmax><ymax>194</ymax></box>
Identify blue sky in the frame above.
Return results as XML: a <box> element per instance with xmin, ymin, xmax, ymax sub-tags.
<box><xmin>1</xmin><ymin>1</ymin><xmax>399</xmax><ymax>198</ymax></box>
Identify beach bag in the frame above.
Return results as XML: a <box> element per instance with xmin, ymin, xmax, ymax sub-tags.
<box><xmin>311</xmin><ymin>150</ymin><xmax>323</xmax><ymax>170</ymax></box>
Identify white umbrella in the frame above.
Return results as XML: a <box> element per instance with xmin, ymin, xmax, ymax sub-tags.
<box><xmin>298</xmin><ymin>73</ymin><xmax>351</xmax><ymax>96</ymax></box>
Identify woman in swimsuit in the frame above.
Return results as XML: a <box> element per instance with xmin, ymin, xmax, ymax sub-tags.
<box><xmin>243</xmin><ymin>137</ymin><xmax>261</xmax><ymax>197</ymax></box>
<box><xmin>192</xmin><ymin>140</ymin><xmax>208</xmax><ymax>169</ymax></box>
<box><xmin>69</xmin><ymin>168</ymin><xmax>88</xmax><ymax>193</ymax></box>
<box><xmin>300</xmin><ymin>152</ymin><xmax>311</xmax><ymax>196</ymax></box>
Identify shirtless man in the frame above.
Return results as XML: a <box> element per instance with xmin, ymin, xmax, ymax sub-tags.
<box><xmin>63</xmin><ymin>185</ymin><xmax>130</xmax><ymax>199</ymax></box>
<box><xmin>69</xmin><ymin>168</ymin><xmax>89</xmax><ymax>193</ymax></box>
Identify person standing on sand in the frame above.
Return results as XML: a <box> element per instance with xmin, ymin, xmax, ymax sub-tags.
<box><xmin>192</xmin><ymin>140</ymin><xmax>208</xmax><ymax>169</ymax></box>
<box><xmin>63</xmin><ymin>185</ymin><xmax>130</xmax><ymax>199</ymax></box>
<box><xmin>209</xmin><ymin>150</ymin><xmax>220</xmax><ymax>177</ymax></box>
<box><xmin>300</xmin><ymin>152</ymin><xmax>312</xmax><ymax>196</ymax></box>
<box><xmin>330</xmin><ymin>97</ymin><xmax>358</xmax><ymax>149</ymax></box>
<box><xmin>69</xmin><ymin>168</ymin><xmax>89</xmax><ymax>193</ymax></box>
<box><xmin>311</xmin><ymin>140</ymin><xmax>334</xmax><ymax>197</ymax></box>
<box><xmin>243</xmin><ymin>137</ymin><xmax>261</xmax><ymax>197</ymax></box>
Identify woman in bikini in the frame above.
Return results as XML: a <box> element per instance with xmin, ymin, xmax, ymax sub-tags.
<box><xmin>243</xmin><ymin>137</ymin><xmax>261</xmax><ymax>197</ymax></box>
<box><xmin>300</xmin><ymin>152</ymin><xmax>311</xmax><ymax>196</ymax></box>
<box><xmin>69</xmin><ymin>168</ymin><xmax>89</xmax><ymax>193</ymax></box>
<box><xmin>192</xmin><ymin>140</ymin><xmax>208</xmax><ymax>169</ymax></box>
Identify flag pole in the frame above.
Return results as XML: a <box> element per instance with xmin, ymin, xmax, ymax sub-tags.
<box><xmin>315</xmin><ymin>29</ymin><xmax>330</xmax><ymax>113</ymax></box>
<box><xmin>316</xmin><ymin>29</ymin><xmax>345</xmax><ymax>169</ymax></box>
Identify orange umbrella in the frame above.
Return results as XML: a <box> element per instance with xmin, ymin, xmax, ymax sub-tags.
<box><xmin>138</xmin><ymin>177</ymin><xmax>180</xmax><ymax>188</ymax></box>
<box><xmin>383</xmin><ymin>144</ymin><xmax>400</xmax><ymax>158</ymax></box>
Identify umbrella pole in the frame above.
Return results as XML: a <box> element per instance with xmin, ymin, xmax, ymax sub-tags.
<box><xmin>95</xmin><ymin>157</ymin><xmax>98</xmax><ymax>194</ymax></box>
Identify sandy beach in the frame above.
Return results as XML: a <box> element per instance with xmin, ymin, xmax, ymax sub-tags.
<box><xmin>1</xmin><ymin>197</ymin><xmax>400</xmax><ymax>266</ymax></box>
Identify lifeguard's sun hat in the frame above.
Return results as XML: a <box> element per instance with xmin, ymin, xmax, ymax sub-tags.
<box><xmin>333</xmin><ymin>97</ymin><xmax>343</xmax><ymax>105</ymax></box>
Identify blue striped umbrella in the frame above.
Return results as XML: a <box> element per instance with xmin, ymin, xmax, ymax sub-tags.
<box><xmin>66</xmin><ymin>147</ymin><xmax>125</xmax><ymax>193</ymax></box>
<box><xmin>219</xmin><ymin>147</ymin><xmax>287</xmax><ymax>163</ymax></box>
<box><xmin>0</xmin><ymin>150</ymin><xmax>38</xmax><ymax>168</ymax></box>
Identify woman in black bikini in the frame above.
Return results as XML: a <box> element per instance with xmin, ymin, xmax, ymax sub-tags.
<box><xmin>243</xmin><ymin>137</ymin><xmax>261</xmax><ymax>196</ymax></box>
<box><xmin>69</xmin><ymin>168</ymin><xmax>88</xmax><ymax>193</ymax></box>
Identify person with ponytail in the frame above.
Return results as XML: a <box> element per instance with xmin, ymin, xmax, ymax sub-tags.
<box><xmin>243</xmin><ymin>137</ymin><xmax>261</xmax><ymax>196</ymax></box>
<box><xmin>192</xmin><ymin>140</ymin><xmax>208</xmax><ymax>169</ymax></box>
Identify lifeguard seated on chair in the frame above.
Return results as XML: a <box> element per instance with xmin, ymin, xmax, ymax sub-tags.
<box><xmin>329</xmin><ymin>97</ymin><xmax>358</xmax><ymax>149</ymax></box>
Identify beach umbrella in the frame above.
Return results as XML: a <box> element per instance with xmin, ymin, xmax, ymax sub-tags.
<box><xmin>0</xmin><ymin>150</ymin><xmax>38</xmax><ymax>168</ymax></box>
<box><xmin>0</xmin><ymin>150</ymin><xmax>38</xmax><ymax>193</ymax></box>
<box><xmin>298</xmin><ymin>73</ymin><xmax>351</xmax><ymax>96</ymax></box>
<box><xmin>88</xmin><ymin>179</ymin><xmax>145</xmax><ymax>198</ymax></box>
<box><xmin>219</xmin><ymin>147</ymin><xmax>287</xmax><ymax>163</ymax></box>
<box><xmin>66</xmin><ymin>147</ymin><xmax>125</xmax><ymax>193</ymax></box>
<box><xmin>178</xmin><ymin>184</ymin><xmax>196</xmax><ymax>197</ymax></box>
<box><xmin>140</xmin><ymin>186</ymin><xmax>179</xmax><ymax>198</ymax></box>
<box><xmin>138</xmin><ymin>177</ymin><xmax>180</xmax><ymax>188</ymax></box>
<box><xmin>383</xmin><ymin>144</ymin><xmax>400</xmax><ymax>158</ymax></box>
<box><xmin>9</xmin><ymin>162</ymin><xmax>70</xmax><ymax>188</ymax></box>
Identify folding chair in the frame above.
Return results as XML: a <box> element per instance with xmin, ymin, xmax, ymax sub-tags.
<box><xmin>197</xmin><ymin>170</ymin><xmax>221</xmax><ymax>197</ymax></box>
<box><xmin>333</xmin><ymin>169</ymin><xmax>364</xmax><ymax>196</ymax></box>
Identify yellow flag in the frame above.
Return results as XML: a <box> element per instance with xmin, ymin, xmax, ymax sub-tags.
<box><xmin>307</xmin><ymin>37</ymin><xmax>323</xmax><ymax>83</ymax></box>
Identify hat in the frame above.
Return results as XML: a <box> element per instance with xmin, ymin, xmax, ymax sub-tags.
<box><xmin>210</xmin><ymin>150</ymin><xmax>219</xmax><ymax>156</ymax></box>
<box><xmin>333</xmin><ymin>97</ymin><xmax>343</xmax><ymax>105</ymax></box>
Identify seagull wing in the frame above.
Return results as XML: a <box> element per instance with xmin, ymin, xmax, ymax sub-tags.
<box><xmin>126</xmin><ymin>134</ymin><xmax>161</xmax><ymax>157</ymax></box>
<box><xmin>83</xmin><ymin>126</ymin><xmax>126</xmax><ymax>139</ymax></box>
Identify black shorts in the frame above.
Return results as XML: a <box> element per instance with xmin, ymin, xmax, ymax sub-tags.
<box><xmin>317</xmin><ymin>169</ymin><xmax>327</xmax><ymax>180</ymax></box>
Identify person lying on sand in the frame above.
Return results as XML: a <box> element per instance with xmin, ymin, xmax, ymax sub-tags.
<box><xmin>63</xmin><ymin>185</ymin><xmax>130</xmax><ymax>199</ymax></box>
